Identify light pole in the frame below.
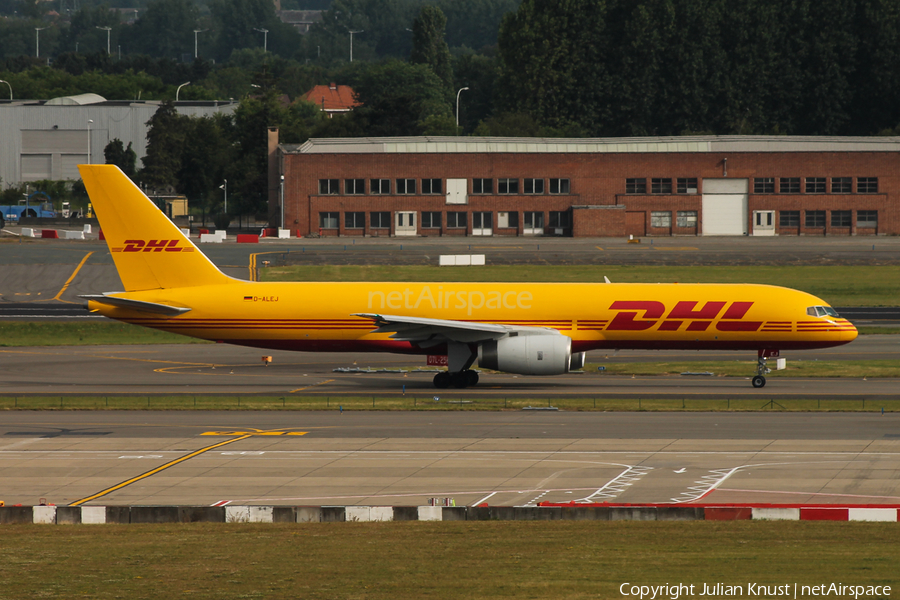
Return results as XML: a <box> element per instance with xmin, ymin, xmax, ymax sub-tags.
<box><xmin>87</xmin><ymin>119</ymin><xmax>93</xmax><ymax>164</ymax></box>
<box><xmin>219</xmin><ymin>180</ymin><xmax>227</xmax><ymax>214</ymax></box>
<box><xmin>456</xmin><ymin>87</ymin><xmax>469</xmax><ymax>129</ymax></box>
<box><xmin>96</xmin><ymin>26</ymin><xmax>111</xmax><ymax>54</ymax></box>
<box><xmin>193</xmin><ymin>28</ymin><xmax>207</xmax><ymax>59</ymax></box>
<box><xmin>176</xmin><ymin>81</ymin><xmax>190</xmax><ymax>101</ymax></box>
<box><xmin>0</xmin><ymin>79</ymin><xmax>11</xmax><ymax>100</ymax></box>
<box><xmin>253</xmin><ymin>27</ymin><xmax>268</xmax><ymax>52</ymax></box>
<box><xmin>35</xmin><ymin>26</ymin><xmax>48</xmax><ymax>58</ymax></box>
<box><xmin>348</xmin><ymin>30</ymin><xmax>362</xmax><ymax>62</ymax></box>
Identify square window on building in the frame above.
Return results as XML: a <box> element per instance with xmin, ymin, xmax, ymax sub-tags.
<box><xmin>421</xmin><ymin>211</ymin><xmax>442</xmax><ymax>228</ymax></box>
<box><xmin>396</xmin><ymin>178</ymin><xmax>416</xmax><ymax>194</ymax></box>
<box><xmin>370</xmin><ymin>178</ymin><xmax>391</xmax><ymax>194</ymax></box>
<box><xmin>651</xmin><ymin>211</ymin><xmax>672</xmax><ymax>227</ymax></box>
<box><xmin>319</xmin><ymin>211</ymin><xmax>338</xmax><ymax>229</ymax></box>
<box><xmin>780</xmin><ymin>210</ymin><xmax>800</xmax><ymax>227</ymax></box>
<box><xmin>858</xmin><ymin>177</ymin><xmax>878</xmax><ymax>193</ymax></box>
<box><xmin>344</xmin><ymin>179</ymin><xmax>364</xmax><ymax>195</ymax></box>
<box><xmin>447</xmin><ymin>211</ymin><xmax>467</xmax><ymax>228</ymax></box>
<box><xmin>472</xmin><ymin>178</ymin><xmax>493</xmax><ymax>194</ymax></box>
<box><xmin>370</xmin><ymin>211</ymin><xmax>391</xmax><ymax>228</ymax></box>
<box><xmin>524</xmin><ymin>178</ymin><xmax>544</xmax><ymax>194</ymax></box>
<box><xmin>319</xmin><ymin>179</ymin><xmax>339</xmax><ymax>195</ymax></box>
<box><xmin>677</xmin><ymin>178</ymin><xmax>698</xmax><ymax>194</ymax></box>
<box><xmin>676</xmin><ymin>210</ymin><xmax>698</xmax><ymax>227</ymax></box>
<box><xmin>422</xmin><ymin>179</ymin><xmax>442</xmax><ymax>194</ymax></box>
<box><xmin>345</xmin><ymin>211</ymin><xmax>365</xmax><ymax>228</ymax></box>
<box><xmin>806</xmin><ymin>177</ymin><xmax>826</xmax><ymax>194</ymax></box>
<box><xmin>548</xmin><ymin>211</ymin><xmax>571</xmax><ymax>228</ymax></box>
<box><xmin>498</xmin><ymin>178</ymin><xmax>519</xmax><ymax>194</ymax></box>
<box><xmin>651</xmin><ymin>178</ymin><xmax>672</xmax><ymax>194</ymax></box>
<box><xmin>780</xmin><ymin>177</ymin><xmax>800</xmax><ymax>194</ymax></box>
<box><xmin>754</xmin><ymin>178</ymin><xmax>775</xmax><ymax>194</ymax></box>
<box><xmin>626</xmin><ymin>178</ymin><xmax>647</xmax><ymax>194</ymax></box>
<box><xmin>805</xmin><ymin>210</ymin><xmax>825</xmax><ymax>227</ymax></box>
<box><xmin>857</xmin><ymin>210</ymin><xmax>878</xmax><ymax>227</ymax></box>
<box><xmin>831</xmin><ymin>210</ymin><xmax>851</xmax><ymax>227</ymax></box>
<box><xmin>831</xmin><ymin>177</ymin><xmax>851</xmax><ymax>194</ymax></box>
<box><xmin>549</xmin><ymin>178</ymin><xmax>570</xmax><ymax>194</ymax></box>
<box><xmin>498</xmin><ymin>211</ymin><xmax>518</xmax><ymax>228</ymax></box>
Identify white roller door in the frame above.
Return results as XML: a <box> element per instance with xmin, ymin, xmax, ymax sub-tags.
<box><xmin>702</xmin><ymin>178</ymin><xmax>748</xmax><ymax>236</ymax></box>
<box><xmin>21</xmin><ymin>155</ymin><xmax>52</xmax><ymax>181</ymax></box>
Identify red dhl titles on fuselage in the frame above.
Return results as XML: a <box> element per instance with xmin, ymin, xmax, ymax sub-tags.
<box><xmin>111</xmin><ymin>239</ymin><xmax>194</xmax><ymax>253</ymax></box>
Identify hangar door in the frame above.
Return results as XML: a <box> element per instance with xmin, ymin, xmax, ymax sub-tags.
<box><xmin>702</xmin><ymin>179</ymin><xmax>748</xmax><ymax>236</ymax></box>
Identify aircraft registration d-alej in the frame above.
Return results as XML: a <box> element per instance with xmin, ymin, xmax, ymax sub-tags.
<box><xmin>79</xmin><ymin>165</ymin><xmax>857</xmax><ymax>389</ymax></box>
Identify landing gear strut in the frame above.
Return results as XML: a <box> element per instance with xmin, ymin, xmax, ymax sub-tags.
<box><xmin>753</xmin><ymin>349</ymin><xmax>778</xmax><ymax>388</ymax></box>
<box><xmin>433</xmin><ymin>343</ymin><xmax>480</xmax><ymax>389</ymax></box>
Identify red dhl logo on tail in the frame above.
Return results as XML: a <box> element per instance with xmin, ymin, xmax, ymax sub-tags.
<box><xmin>111</xmin><ymin>240</ymin><xmax>194</xmax><ymax>253</ymax></box>
<box><xmin>607</xmin><ymin>301</ymin><xmax>762</xmax><ymax>332</ymax></box>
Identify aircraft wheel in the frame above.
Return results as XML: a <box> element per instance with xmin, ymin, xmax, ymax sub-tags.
<box><xmin>433</xmin><ymin>372</ymin><xmax>451</xmax><ymax>389</ymax></box>
<box><xmin>751</xmin><ymin>375</ymin><xmax>766</xmax><ymax>388</ymax></box>
<box><xmin>451</xmin><ymin>371</ymin><xmax>469</xmax><ymax>389</ymax></box>
<box><xmin>465</xmin><ymin>370</ymin><xmax>479</xmax><ymax>386</ymax></box>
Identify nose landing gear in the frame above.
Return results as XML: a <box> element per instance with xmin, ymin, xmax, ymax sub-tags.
<box><xmin>752</xmin><ymin>349</ymin><xmax>778</xmax><ymax>388</ymax></box>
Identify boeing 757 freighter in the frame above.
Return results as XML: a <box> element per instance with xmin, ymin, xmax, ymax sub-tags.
<box><xmin>79</xmin><ymin>165</ymin><xmax>857</xmax><ymax>389</ymax></box>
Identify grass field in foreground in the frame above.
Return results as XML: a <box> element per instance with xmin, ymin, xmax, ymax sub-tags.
<box><xmin>0</xmin><ymin>522</ymin><xmax>895</xmax><ymax>600</ymax></box>
<box><xmin>0</xmin><ymin>322</ymin><xmax>210</xmax><ymax>346</ymax></box>
<box><xmin>263</xmin><ymin>264</ymin><xmax>900</xmax><ymax>307</ymax></box>
<box><xmin>1</xmin><ymin>395</ymin><xmax>897</xmax><ymax>412</ymax></box>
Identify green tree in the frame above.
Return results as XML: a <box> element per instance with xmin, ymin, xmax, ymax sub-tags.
<box><xmin>410</xmin><ymin>5</ymin><xmax>453</xmax><ymax>92</ymax></box>
<box><xmin>127</xmin><ymin>0</ymin><xmax>200</xmax><ymax>59</ymax></box>
<box><xmin>140</xmin><ymin>100</ymin><xmax>188</xmax><ymax>190</ymax></box>
<box><xmin>104</xmin><ymin>139</ymin><xmax>137</xmax><ymax>179</ymax></box>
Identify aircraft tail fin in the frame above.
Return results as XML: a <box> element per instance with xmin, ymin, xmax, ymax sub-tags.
<box><xmin>79</xmin><ymin>164</ymin><xmax>234</xmax><ymax>292</ymax></box>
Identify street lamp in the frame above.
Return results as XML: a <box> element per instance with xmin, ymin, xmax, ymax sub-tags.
<box><xmin>176</xmin><ymin>81</ymin><xmax>191</xmax><ymax>101</ymax></box>
<box><xmin>193</xmin><ymin>28</ymin><xmax>208</xmax><ymax>59</ymax></box>
<box><xmin>219</xmin><ymin>180</ymin><xmax>227</xmax><ymax>213</ymax></box>
<box><xmin>96</xmin><ymin>26</ymin><xmax>111</xmax><ymax>54</ymax></box>
<box><xmin>35</xmin><ymin>26</ymin><xmax>49</xmax><ymax>58</ymax></box>
<box><xmin>253</xmin><ymin>27</ymin><xmax>268</xmax><ymax>52</ymax></box>
<box><xmin>0</xmin><ymin>79</ymin><xmax>11</xmax><ymax>100</ymax></box>
<box><xmin>348</xmin><ymin>30</ymin><xmax>362</xmax><ymax>62</ymax></box>
<box><xmin>456</xmin><ymin>87</ymin><xmax>469</xmax><ymax>129</ymax></box>
<box><xmin>87</xmin><ymin>119</ymin><xmax>93</xmax><ymax>164</ymax></box>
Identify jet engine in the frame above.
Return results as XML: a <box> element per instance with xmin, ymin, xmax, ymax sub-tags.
<box><xmin>478</xmin><ymin>333</ymin><xmax>573</xmax><ymax>376</ymax></box>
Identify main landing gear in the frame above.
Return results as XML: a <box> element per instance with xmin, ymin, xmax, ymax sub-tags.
<box><xmin>433</xmin><ymin>369</ymin><xmax>479</xmax><ymax>389</ymax></box>
<box><xmin>752</xmin><ymin>349</ymin><xmax>778</xmax><ymax>388</ymax></box>
<box><xmin>433</xmin><ymin>342</ymin><xmax>480</xmax><ymax>389</ymax></box>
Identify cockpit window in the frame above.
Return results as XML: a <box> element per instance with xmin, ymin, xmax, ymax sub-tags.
<box><xmin>807</xmin><ymin>306</ymin><xmax>840</xmax><ymax>317</ymax></box>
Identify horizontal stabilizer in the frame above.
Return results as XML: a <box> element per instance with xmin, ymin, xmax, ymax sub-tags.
<box><xmin>81</xmin><ymin>294</ymin><xmax>191</xmax><ymax>316</ymax></box>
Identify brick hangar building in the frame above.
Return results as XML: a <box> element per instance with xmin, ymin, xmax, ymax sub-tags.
<box><xmin>268</xmin><ymin>135</ymin><xmax>900</xmax><ymax>238</ymax></box>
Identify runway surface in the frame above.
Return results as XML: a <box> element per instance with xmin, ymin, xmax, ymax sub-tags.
<box><xmin>1</xmin><ymin>411</ymin><xmax>899</xmax><ymax>507</ymax></box>
<box><xmin>1</xmin><ymin>340</ymin><xmax>898</xmax><ymax>397</ymax></box>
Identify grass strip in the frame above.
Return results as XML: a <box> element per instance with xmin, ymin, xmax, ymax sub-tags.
<box><xmin>262</xmin><ymin>264</ymin><xmax>900</xmax><ymax>307</ymax></box>
<box><xmin>0</xmin><ymin>522</ymin><xmax>896</xmax><ymax>600</ymax></box>
<box><xmin>1</xmin><ymin>395</ymin><xmax>898</xmax><ymax>412</ymax></box>
<box><xmin>0</xmin><ymin>322</ymin><xmax>211</xmax><ymax>346</ymax></box>
<box><xmin>589</xmin><ymin>360</ymin><xmax>900</xmax><ymax>378</ymax></box>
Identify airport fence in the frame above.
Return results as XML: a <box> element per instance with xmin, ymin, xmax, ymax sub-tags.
<box><xmin>0</xmin><ymin>395</ymin><xmax>898</xmax><ymax>412</ymax></box>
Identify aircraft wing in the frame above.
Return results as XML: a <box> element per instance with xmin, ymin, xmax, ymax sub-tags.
<box><xmin>353</xmin><ymin>313</ymin><xmax>534</xmax><ymax>347</ymax></box>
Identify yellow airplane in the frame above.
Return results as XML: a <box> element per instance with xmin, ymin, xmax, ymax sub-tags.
<box><xmin>79</xmin><ymin>165</ymin><xmax>857</xmax><ymax>389</ymax></box>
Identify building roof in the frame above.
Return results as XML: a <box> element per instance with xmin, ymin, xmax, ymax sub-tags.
<box><xmin>45</xmin><ymin>93</ymin><xmax>107</xmax><ymax>106</ymax></box>
<box><xmin>284</xmin><ymin>135</ymin><xmax>900</xmax><ymax>154</ymax></box>
<box><xmin>303</xmin><ymin>84</ymin><xmax>361</xmax><ymax>112</ymax></box>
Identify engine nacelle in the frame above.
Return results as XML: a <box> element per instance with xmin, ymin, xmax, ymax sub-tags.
<box><xmin>478</xmin><ymin>333</ymin><xmax>572</xmax><ymax>376</ymax></box>
<box><xmin>569</xmin><ymin>351</ymin><xmax>585</xmax><ymax>371</ymax></box>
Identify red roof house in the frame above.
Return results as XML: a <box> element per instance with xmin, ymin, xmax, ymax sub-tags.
<box><xmin>303</xmin><ymin>83</ymin><xmax>361</xmax><ymax>118</ymax></box>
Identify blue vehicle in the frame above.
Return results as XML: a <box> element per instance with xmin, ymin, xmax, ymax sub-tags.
<box><xmin>1</xmin><ymin>192</ymin><xmax>58</xmax><ymax>226</ymax></box>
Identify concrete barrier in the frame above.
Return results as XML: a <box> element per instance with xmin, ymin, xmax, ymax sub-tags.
<box><xmin>441</xmin><ymin>506</ymin><xmax>467</xmax><ymax>521</ymax></box>
<box><xmin>21</xmin><ymin>228</ymin><xmax>35</xmax><ymax>237</ymax></box>
<box><xmin>178</xmin><ymin>507</ymin><xmax>225</xmax><ymax>523</ymax></box>
<box><xmin>215</xmin><ymin>230</ymin><xmax>227</xmax><ymax>241</ymax></box>
<box><xmin>83</xmin><ymin>224</ymin><xmax>92</xmax><ymax>234</ymax></box>
<box><xmin>392</xmin><ymin>507</ymin><xmax>420</xmax><ymax>521</ymax></box>
<box><xmin>657</xmin><ymin>507</ymin><xmax>704</xmax><ymax>521</ymax></box>
<box><xmin>560</xmin><ymin>506</ymin><xmax>609</xmax><ymax>521</ymax></box>
<box><xmin>105</xmin><ymin>506</ymin><xmax>130</xmax><ymax>524</ymax></box>
<box><xmin>64</xmin><ymin>230</ymin><xmax>85</xmax><ymax>240</ymax></box>
<box><xmin>320</xmin><ymin>506</ymin><xmax>346</xmax><ymax>522</ymax></box>
<box><xmin>199</xmin><ymin>233</ymin><xmax>221</xmax><ymax>243</ymax></box>
<box><xmin>848</xmin><ymin>508</ymin><xmax>896</xmax><ymax>522</ymax></box>
<box><xmin>272</xmin><ymin>507</ymin><xmax>296</xmax><ymax>523</ymax></box>
<box><xmin>705</xmin><ymin>507</ymin><xmax>752</xmax><ymax>521</ymax></box>
<box><xmin>33</xmin><ymin>505</ymin><xmax>57</xmax><ymax>524</ymax></box>
<box><xmin>56</xmin><ymin>506</ymin><xmax>82</xmax><ymax>524</ymax></box>
<box><xmin>81</xmin><ymin>506</ymin><xmax>107</xmax><ymax>524</ymax></box>
<box><xmin>225</xmin><ymin>506</ymin><xmax>274</xmax><ymax>523</ymax></box>
<box><xmin>439</xmin><ymin>254</ymin><xmax>486</xmax><ymax>266</ymax></box>
<box><xmin>417</xmin><ymin>506</ymin><xmax>442</xmax><ymax>522</ymax></box>
<box><xmin>41</xmin><ymin>229</ymin><xmax>58</xmax><ymax>239</ymax></box>
<box><xmin>296</xmin><ymin>507</ymin><xmax>323</xmax><ymax>523</ymax></box>
<box><xmin>278</xmin><ymin>228</ymin><xmax>290</xmax><ymax>239</ymax></box>
<box><xmin>346</xmin><ymin>506</ymin><xmax>393</xmax><ymax>522</ymax></box>
<box><xmin>236</xmin><ymin>234</ymin><xmax>259</xmax><ymax>243</ymax></box>
<box><xmin>611</xmin><ymin>507</ymin><xmax>657</xmax><ymax>521</ymax></box>
<box><xmin>131</xmin><ymin>506</ymin><xmax>180</xmax><ymax>524</ymax></box>
<box><xmin>752</xmin><ymin>508</ymin><xmax>800</xmax><ymax>521</ymax></box>
<box><xmin>800</xmin><ymin>508</ymin><xmax>848</xmax><ymax>521</ymax></box>
<box><xmin>0</xmin><ymin>506</ymin><xmax>35</xmax><ymax>524</ymax></box>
